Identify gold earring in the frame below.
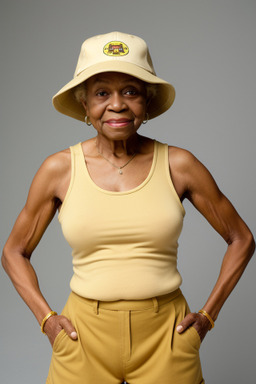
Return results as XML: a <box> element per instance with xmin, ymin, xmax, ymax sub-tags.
<box><xmin>85</xmin><ymin>115</ymin><xmax>92</xmax><ymax>126</ymax></box>
<box><xmin>142</xmin><ymin>113</ymin><xmax>149</xmax><ymax>124</ymax></box>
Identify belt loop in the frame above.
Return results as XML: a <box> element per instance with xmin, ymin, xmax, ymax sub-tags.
<box><xmin>152</xmin><ymin>297</ymin><xmax>159</xmax><ymax>313</ymax></box>
<box><xmin>93</xmin><ymin>300</ymin><xmax>99</xmax><ymax>315</ymax></box>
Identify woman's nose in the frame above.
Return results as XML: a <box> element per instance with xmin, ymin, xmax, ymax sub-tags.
<box><xmin>108</xmin><ymin>92</ymin><xmax>127</xmax><ymax>112</ymax></box>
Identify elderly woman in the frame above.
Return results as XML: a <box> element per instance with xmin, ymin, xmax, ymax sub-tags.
<box><xmin>2</xmin><ymin>31</ymin><xmax>255</xmax><ymax>384</ymax></box>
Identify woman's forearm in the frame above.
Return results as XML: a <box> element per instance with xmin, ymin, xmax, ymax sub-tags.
<box><xmin>202</xmin><ymin>233</ymin><xmax>255</xmax><ymax>321</ymax></box>
<box><xmin>2</xmin><ymin>248</ymin><xmax>52</xmax><ymax>325</ymax></box>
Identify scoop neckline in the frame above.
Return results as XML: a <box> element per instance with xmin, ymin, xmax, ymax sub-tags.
<box><xmin>79</xmin><ymin>140</ymin><xmax>157</xmax><ymax>195</ymax></box>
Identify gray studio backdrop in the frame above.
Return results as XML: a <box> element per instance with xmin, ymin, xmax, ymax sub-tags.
<box><xmin>1</xmin><ymin>0</ymin><xmax>255</xmax><ymax>383</ymax></box>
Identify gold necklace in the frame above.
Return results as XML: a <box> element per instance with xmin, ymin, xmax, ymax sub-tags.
<box><xmin>95</xmin><ymin>139</ymin><xmax>137</xmax><ymax>175</ymax></box>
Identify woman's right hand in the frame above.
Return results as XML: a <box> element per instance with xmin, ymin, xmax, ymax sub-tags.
<box><xmin>44</xmin><ymin>315</ymin><xmax>78</xmax><ymax>347</ymax></box>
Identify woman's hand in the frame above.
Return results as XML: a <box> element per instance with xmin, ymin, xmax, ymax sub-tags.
<box><xmin>176</xmin><ymin>312</ymin><xmax>211</xmax><ymax>342</ymax></box>
<box><xmin>44</xmin><ymin>315</ymin><xmax>78</xmax><ymax>347</ymax></box>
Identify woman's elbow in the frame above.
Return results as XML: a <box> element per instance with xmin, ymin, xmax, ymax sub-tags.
<box><xmin>247</xmin><ymin>231</ymin><xmax>255</xmax><ymax>257</ymax></box>
<box><xmin>241</xmin><ymin>229</ymin><xmax>255</xmax><ymax>261</ymax></box>
<box><xmin>1</xmin><ymin>244</ymin><xmax>23</xmax><ymax>273</ymax></box>
<box><xmin>2</xmin><ymin>244</ymin><xmax>12</xmax><ymax>272</ymax></box>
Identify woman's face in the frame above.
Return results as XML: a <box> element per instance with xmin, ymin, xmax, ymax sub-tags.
<box><xmin>82</xmin><ymin>72</ymin><xmax>147</xmax><ymax>141</ymax></box>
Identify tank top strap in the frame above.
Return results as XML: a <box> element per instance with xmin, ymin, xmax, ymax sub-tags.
<box><xmin>70</xmin><ymin>142</ymin><xmax>87</xmax><ymax>181</ymax></box>
<box><xmin>154</xmin><ymin>141</ymin><xmax>185</xmax><ymax>216</ymax></box>
<box><xmin>58</xmin><ymin>142</ymin><xmax>85</xmax><ymax>222</ymax></box>
<box><xmin>153</xmin><ymin>140</ymin><xmax>169</xmax><ymax>180</ymax></box>
<box><xmin>72</xmin><ymin>142</ymin><xmax>84</xmax><ymax>164</ymax></box>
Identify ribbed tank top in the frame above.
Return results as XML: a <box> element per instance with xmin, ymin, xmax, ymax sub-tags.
<box><xmin>58</xmin><ymin>140</ymin><xmax>185</xmax><ymax>300</ymax></box>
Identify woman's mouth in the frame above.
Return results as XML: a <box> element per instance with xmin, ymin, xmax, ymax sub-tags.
<box><xmin>105</xmin><ymin>119</ymin><xmax>132</xmax><ymax>128</ymax></box>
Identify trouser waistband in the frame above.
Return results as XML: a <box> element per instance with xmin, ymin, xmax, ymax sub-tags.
<box><xmin>71</xmin><ymin>288</ymin><xmax>182</xmax><ymax>315</ymax></box>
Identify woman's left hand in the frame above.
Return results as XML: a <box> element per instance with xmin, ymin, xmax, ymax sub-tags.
<box><xmin>176</xmin><ymin>312</ymin><xmax>211</xmax><ymax>342</ymax></box>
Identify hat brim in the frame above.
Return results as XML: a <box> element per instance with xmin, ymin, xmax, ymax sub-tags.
<box><xmin>52</xmin><ymin>61</ymin><xmax>175</xmax><ymax>121</ymax></box>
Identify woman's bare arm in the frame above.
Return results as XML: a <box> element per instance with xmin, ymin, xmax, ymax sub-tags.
<box><xmin>169</xmin><ymin>147</ymin><xmax>255</xmax><ymax>340</ymax></box>
<box><xmin>2</xmin><ymin>152</ymin><xmax>77</xmax><ymax>345</ymax></box>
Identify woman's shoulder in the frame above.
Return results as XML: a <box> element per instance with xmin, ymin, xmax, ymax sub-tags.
<box><xmin>32</xmin><ymin>146</ymin><xmax>75</xmax><ymax>201</ymax></box>
<box><xmin>167</xmin><ymin>145</ymin><xmax>198</xmax><ymax>172</ymax></box>
<box><xmin>40</xmin><ymin>147</ymin><xmax>71</xmax><ymax>177</ymax></box>
<box><xmin>167</xmin><ymin>144</ymin><xmax>215</xmax><ymax>193</ymax></box>
<box><xmin>43</xmin><ymin>138</ymin><xmax>94</xmax><ymax>176</ymax></box>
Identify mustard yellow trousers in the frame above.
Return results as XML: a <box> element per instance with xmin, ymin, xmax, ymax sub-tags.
<box><xmin>46</xmin><ymin>289</ymin><xmax>204</xmax><ymax>384</ymax></box>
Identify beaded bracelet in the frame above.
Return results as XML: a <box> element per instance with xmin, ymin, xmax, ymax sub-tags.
<box><xmin>198</xmin><ymin>309</ymin><xmax>215</xmax><ymax>330</ymax></box>
<box><xmin>41</xmin><ymin>311</ymin><xmax>58</xmax><ymax>334</ymax></box>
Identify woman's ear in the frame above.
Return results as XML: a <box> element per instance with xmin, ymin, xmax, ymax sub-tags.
<box><xmin>81</xmin><ymin>100</ymin><xmax>87</xmax><ymax>112</ymax></box>
<box><xmin>146</xmin><ymin>96</ymin><xmax>152</xmax><ymax>109</ymax></box>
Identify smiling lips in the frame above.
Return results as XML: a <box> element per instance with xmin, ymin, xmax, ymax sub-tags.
<box><xmin>105</xmin><ymin>119</ymin><xmax>132</xmax><ymax>127</ymax></box>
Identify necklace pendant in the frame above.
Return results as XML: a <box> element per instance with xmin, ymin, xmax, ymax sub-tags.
<box><xmin>119</xmin><ymin>169</ymin><xmax>123</xmax><ymax>175</ymax></box>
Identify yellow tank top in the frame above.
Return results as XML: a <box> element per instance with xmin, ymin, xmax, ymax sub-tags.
<box><xmin>58</xmin><ymin>140</ymin><xmax>185</xmax><ymax>300</ymax></box>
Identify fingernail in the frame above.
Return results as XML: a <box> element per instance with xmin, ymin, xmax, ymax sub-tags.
<box><xmin>71</xmin><ymin>332</ymin><xmax>78</xmax><ymax>339</ymax></box>
<box><xmin>176</xmin><ymin>325</ymin><xmax>183</xmax><ymax>332</ymax></box>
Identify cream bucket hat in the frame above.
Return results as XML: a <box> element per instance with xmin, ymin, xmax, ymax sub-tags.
<box><xmin>52</xmin><ymin>31</ymin><xmax>175</xmax><ymax>121</ymax></box>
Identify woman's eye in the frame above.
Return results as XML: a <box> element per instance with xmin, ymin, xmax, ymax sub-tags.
<box><xmin>96</xmin><ymin>91</ymin><xmax>108</xmax><ymax>97</ymax></box>
<box><xmin>125</xmin><ymin>89</ymin><xmax>137</xmax><ymax>96</ymax></box>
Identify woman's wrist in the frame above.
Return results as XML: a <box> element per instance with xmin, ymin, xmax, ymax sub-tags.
<box><xmin>40</xmin><ymin>311</ymin><xmax>58</xmax><ymax>334</ymax></box>
<box><xmin>198</xmin><ymin>309</ymin><xmax>215</xmax><ymax>330</ymax></box>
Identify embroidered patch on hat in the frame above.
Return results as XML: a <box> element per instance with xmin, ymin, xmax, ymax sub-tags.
<box><xmin>103</xmin><ymin>41</ymin><xmax>129</xmax><ymax>56</ymax></box>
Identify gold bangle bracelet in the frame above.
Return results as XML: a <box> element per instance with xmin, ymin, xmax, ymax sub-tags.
<box><xmin>198</xmin><ymin>309</ymin><xmax>215</xmax><ymax>330</ymax></box>
<box><xmin>40</xmin><ymin>311</ymin><xmax>58</xmax><ymax>334</ymax></box>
